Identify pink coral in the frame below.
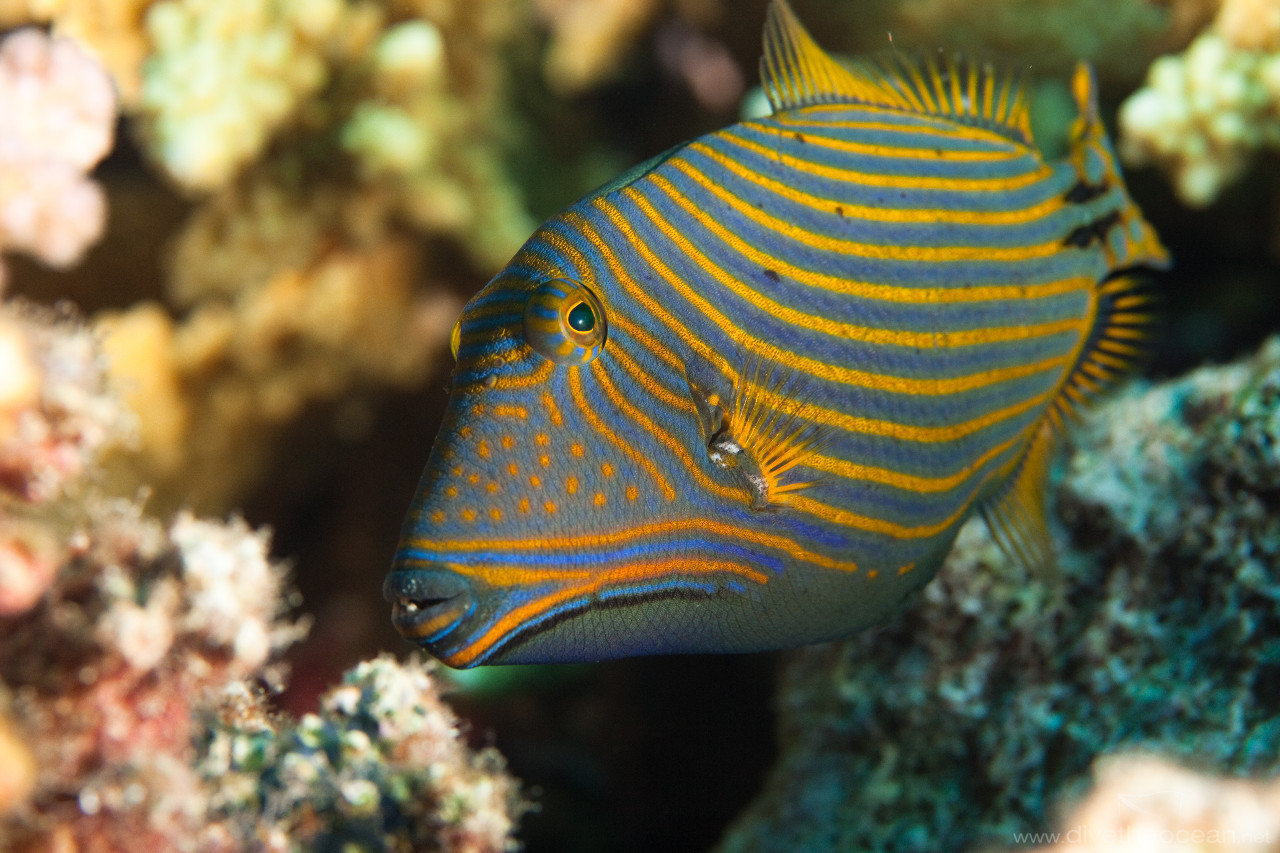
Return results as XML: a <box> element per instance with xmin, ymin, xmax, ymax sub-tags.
<box><xmin>0</xmin><ymin>29</ymin><xmax>117</xmax><ymax>269</ymax></box>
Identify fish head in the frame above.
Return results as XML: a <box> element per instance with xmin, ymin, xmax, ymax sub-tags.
<box><xmin>385</xmin><ymin>243</ymin><xmax>786</xmax><ymax>667</ymax></box>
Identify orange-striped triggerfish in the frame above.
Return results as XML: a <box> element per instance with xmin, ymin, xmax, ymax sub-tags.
<box><xmin>385</xmin><ymin>0</ymin><xmax>1168</xmax><ymax>667</ymax></box>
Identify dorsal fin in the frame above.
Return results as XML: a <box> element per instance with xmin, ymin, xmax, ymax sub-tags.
<box><xmin>760</xmin><ymin>0</ymin><xmax>1035</xmax><ymax>146</ymax></box>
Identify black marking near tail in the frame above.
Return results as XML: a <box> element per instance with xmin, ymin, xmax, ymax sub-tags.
<box><xmin>1062</xmin><ymin>210</ymin><xmax>1121</xmax><ymax>249</ymax></box>
<box><xmin>1063</xmin><ymin>178</ymin><xmax>1109</xmax><ymax>204</ymax></box>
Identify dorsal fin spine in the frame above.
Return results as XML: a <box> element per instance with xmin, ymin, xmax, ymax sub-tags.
<box><xmin>761</xmin><ymin>0</ymin><xmax>1035</xmax><ymax>146</ymax></box>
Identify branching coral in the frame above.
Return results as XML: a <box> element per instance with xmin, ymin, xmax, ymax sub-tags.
<box><xmin>136</xmin><ymin>0</ymin><xmax>534</xmax><ymax>265</ymax></box>
<box><xmin>1118</xmin><ymin>0</ymin><xmax>1280</xmax><ymax>206</ymax></box>
<box><xmin>139</xmin><ymin>0</ymin><xmax>338</xmax><ymax>192</ymax></box>
<box><xmin>76</xmin><ymin>0</ymin><xmax>537</xmax><ymax>513</ymax></box>
<box><xmin>716</xmin><ymin>336</ymin><xmax>1280</xmax><ymax>853</ymax></box>
<box><xmin>0</xmin><ymin>29</ymin><xmax>117</xmax><ymax>273</ymax></box>
<box><xmin>0</xmin><ymin>303</ymin><xmax>523</xmax><ymax>852</ymax></box>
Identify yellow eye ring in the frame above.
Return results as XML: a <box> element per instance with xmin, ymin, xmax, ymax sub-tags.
<box><xmin>523</xmin><ymin>279</ymin><xmax>607</xmax><ymax>364</ymax></box>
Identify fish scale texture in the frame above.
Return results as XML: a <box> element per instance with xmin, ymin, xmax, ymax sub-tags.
<box><xmin>715</xmin><ymin>336</ymin><xmax>1280</xmax><ymax>853</ymax></box>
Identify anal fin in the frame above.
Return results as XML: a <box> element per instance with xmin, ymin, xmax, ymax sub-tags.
<box><xmin>980</xmin><ymin>420</ymin><xmax>1056</xmax><ymax>573</ymax></box>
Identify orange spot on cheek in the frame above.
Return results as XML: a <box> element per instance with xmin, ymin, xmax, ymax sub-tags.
<box><xmin>507</xmin><ymin>463</ymin><xmax>519</xmax><ymax>476</ymax></box>
<box><xmin>539</xmin><ymin>454</ymin><xmax>550</xmax><ymax>467</ymax></box>
<box><xmin>468</xmin><ymin>473</ymin><xmax>480</xmax><ymax>485</ymax></box>
<box><xmin>431</xmin><ymin>510</ymin><xmax>444</xmax><ymax>523</ymax></box>
<box><xmin>536</xmin><ymin>433</ymin><xmax>549</xmax><ymax>447</ymax></box>
<box><xmin>867</xmin><ymin>569</ymin><xmax>879</xmax><ymax>579</ymax></box>
<box><xmin>486</xmin><ymin>482</ymin><xmax>499</xmax><ymax>494</ymax></box>
<box><xmin>530</xmin><ymin>475</ymin><xmax>541</xmax><ymax>488</ymax></box>
<box><xmin>462</xmin><ymin>508</ymin><xmax>477</xmax><ymax>522</ymax></box>
<box><xmin>594</xmin><ymin>492</ymin><xmax>606</xmax><ymax>506</ymax></box>
<box><xmin>566</xmin><ymin>476</ymin><xmax>578</xmax><ymax>494</ymax></box>
<box><xmin>477</xmin><ymin>440</ymin><xmax>490</xmax><ymax>459</ymax></box>
<box><xmin>601</xmin><ymin>463</ymin><xmax>614</xmax><ymax>477</ymax></box>
<box><xmin>490</xmin><ymin>508</ymin><xmax>502</xmax><ymax>521</ymax></box>
<box><xmin>898</xmin><ymin>563</ymin><xmax>915</xmax><ymax>575</ymax></box>
<box><xmin>544</xmin><ymin>501</ymin><xmax>557</xmax><ymax>514</ymax></box>
<box><xmin>519</xmin><ymin>498</ymin><xmax>530</xmax><ymax>513</ymax></box>
<box><xmin>571</xmin><ymin>443</ymin><xmax>584</xmax><ymax>457</ymax></box>
<box><xmin>445</xmin><ymin>486</ymin><xmax>458</xmax><ymax>498</ymax></box>
<box><xmin>626</xmin><ymin>485</ymin><xmax>638</xmax><ymax>501</ymax></box>
<box><xmin>502</xmin><ymin>435</ymin><xmax>514</xmax><ymax>449</ymax></box>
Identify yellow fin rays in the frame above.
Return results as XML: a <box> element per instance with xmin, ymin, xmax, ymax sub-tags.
<box><xmin>720</xmin><ymin>359</ymin><xmax>828</xmax><ymax>508</ymax></box>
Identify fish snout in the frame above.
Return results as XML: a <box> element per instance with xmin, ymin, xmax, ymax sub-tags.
<box><xmin>383</xmin><ymin>567</ymin><xmax>476</xmax><ymax>644</ymax></box>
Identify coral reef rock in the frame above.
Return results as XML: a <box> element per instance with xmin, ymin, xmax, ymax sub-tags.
<box><xmin>0</xmin><ymin>303</ymin><xmax>523</xmax><ymax>852</ymax></box>
<box><xmin>716</xmin><ymin>336</ymin><xmax>1280</xmax><ymax>853</ymax></box>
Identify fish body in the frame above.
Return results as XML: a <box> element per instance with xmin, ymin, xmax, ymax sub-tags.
<box><xmin>385</xmin><ymin>0</ymin><xmax>1168</xmax><ymax>667</ymax></box>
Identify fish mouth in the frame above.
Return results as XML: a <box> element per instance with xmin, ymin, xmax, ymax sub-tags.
<box><xmin>383</xmin><ymin>568</ymin><xmax>476</xmax><ymax>644</ymax></box>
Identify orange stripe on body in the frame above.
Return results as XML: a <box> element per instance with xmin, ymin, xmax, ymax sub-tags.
<box><xmin>569</xmin><ymin>366</ymin><xmax>677</xmax><ymax>501</ymax></box>
<box><xmin>719</xmin><ymin>131</ymin><xmax>1050</xmax><ymax>192</ymax></box>
<box><xmin>685</xmin><ymin>141</ymin><xmax>1070</xmax><ymax>234</ymax></box>
<box><xmin>643</xmin><ymin>171</ymin><xmax>1088</xmax><ymax>348</ymax></box>
<box><xmin>403</xmin><ymin>516</ymin><xmax>860</xmax><ymax>574</ymax></box>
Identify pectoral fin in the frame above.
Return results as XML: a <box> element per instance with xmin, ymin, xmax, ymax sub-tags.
<box><xmin>685</xmin><ymin>353</ymin><xmax>826</xmax><ymax>511</ymax></box>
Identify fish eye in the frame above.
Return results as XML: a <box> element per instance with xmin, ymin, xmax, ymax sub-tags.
<box><xmin>523</xmin><ymin>278</ymin><xmax>607</xmax><ymax>364</ymax></box>
<box><xmin>566</xmin><ymin>300</ymin><xmax>596</xmax><ymax>332</ymax></box>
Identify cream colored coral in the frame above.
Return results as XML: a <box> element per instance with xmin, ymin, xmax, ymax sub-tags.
<box><xmin>139</xmin><ymin>0</ymin><xmax>340</xmax><ymax>190</ymax></box>
<box><xmin>1119</xmin><ymin>0</ymin><xmax>1280</xmax><ymax>206</ymax></box>
<box><xmin>1032</xmin><ymin>754</ymin><xmax>1280</xmax><ymax>851</ymax></box>
<box><xmin>171</xmin><ymin>512</ymin><xmax>306</xmax><ymax>672</ymax></box>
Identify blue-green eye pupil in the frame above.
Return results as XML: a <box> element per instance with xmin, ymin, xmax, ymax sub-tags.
<box><xmin>567</xmin><ymin>301</ymin><xmax>595</xmax><ymax>332</ymax></box>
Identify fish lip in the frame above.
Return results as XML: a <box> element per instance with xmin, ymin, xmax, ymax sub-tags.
<box><xmin>383</xmin><ymin>568</ymin><xmax>475</xmax><ymax>644</ymax></box>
